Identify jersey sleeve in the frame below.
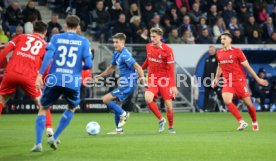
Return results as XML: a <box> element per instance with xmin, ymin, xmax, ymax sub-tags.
<box><xmin>46</xmin><ymin>35</ymin><xmax>57</xmax><ymax>51</ymax></box>
<box><xmin>123</xmin><ymin>52</ymin><xmax>136</xmax><ymax>68</ymax></box>
<box><xmin>82</xmin><ymin>39</ymin><xmax>93</xmax><ymax>69</ymax></box>
<box><xmin>166</xmin><ymin>48</ymin><xmax>176</xmax><ymax>87</ymax></box>
<box><xmin>237</xmin><ymin>48</ymin><xmax>247</xmax><ymax>63</ymax></box>
<box><xmin>166</xmin><ymin>47</ymin><xmax>175</xmax><ymax>64</ymax></box>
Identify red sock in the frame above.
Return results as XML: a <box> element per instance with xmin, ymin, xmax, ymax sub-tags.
<box><xmin>226</xmin><ymin>103</ymin><xmax>243</xmax><ymax>121</ymax></box>
<box><xmin>45</xmin><ymin>109</ymin><xmax>52</xmax><ymax>128</ymax></box>
<box><xmin>247</xmin><ymin>105</ymin><xmax>257</xmax><ymax>123</ymax></box>
<box><xmin>0</xmin><ymin>103</ymin><xmax>3</xmax><ymax>115</ymax></box>
<box><xmin>166</xmin><ymin>108</ymin><xmax>174</xmax><ymax>128</ymax></box>
<box><xmin>147</xmin><ymin>102</ymin><xmax>162</xmax><ymax>120</ymax></box>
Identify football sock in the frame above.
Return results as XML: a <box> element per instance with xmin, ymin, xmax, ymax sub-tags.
<box><xmin>226</xmin><ymin>103</ymin><xmax>242</xmax><ymax>121</ymax></box>
<box><xmin>247</xmin><ymin>105</ymin><xmax>257</xmax><ymax>123</ymax></box>
<box><xmin>147</xmin><ymin>102</ymin><xmax>162</xmax><ymax>120</ymax></box>
<box><xmin>0</xmin><ymin>103</ymin><xmax>3</xmax><ymax>114</ymax></box>
<box><xmin>166</xmin><ymin>108</ymin><xmax>174</xmax><ymax>128</ymax></box>
<box><xmin>45</xmin><ymin>109</ymin><xmax>52</xmax><ymax>128</ymax></box>
<box><xmin>53</xmin><ymin>110</ymin><xmax>74</xmax><ymax>140</ymax></box>
<box><xmin>107</xmin><ymin>101</ymin><xmax>124</xmax><ymax>115</ymax></box>
<box><xmin>115</xmin><ymin>113</ymin><xmax>120</xmax><ymax>128</ymax></box>
<box><xmin>35</xmin><ymin>115</ymin><xmax>46</xmax><ymax>145</ymax></box>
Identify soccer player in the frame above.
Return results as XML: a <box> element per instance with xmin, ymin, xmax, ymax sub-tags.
<box><xmin>32</xmin><ymin>15</ymin><xmax>92</xmax><ymax>152</ymax></box>
<box><xmin>212</xmin><ymin>32</ymin><xmax>268</xmax><ymax>131</ymax></box>
<box><xmin>95</xmin><ymin>33</ymin><xmax>145</xmax><ymax>135</ymax></box>
<box><xmin>142</xmin><ymin>27</ymin><xmax>178</xmax><ymax>134</ymax></box>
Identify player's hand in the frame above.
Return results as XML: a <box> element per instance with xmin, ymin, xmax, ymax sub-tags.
<box><xmin>140</xmin><ymin>77</ymin><xmax>148</xmax><ymax>88</ymax></box>
<box><xmin>35</xmin><ymin>74</ymin><xmax>44</xmax><ymax>90</ymax></box>
<box><xmin>172</xmin><ymin>86</ymin><xmax>178</xmax><ymax>97</ymax></box>
<box><xmin>211</xmin><ymin>79</ymin><xmax>218</xmax><ymax>88</ymax></box>
<box><xmin>257</xmin><ymin>78</ymin><xmax>269</xmax><ymax>86</ymax></box>
<box><xmin>94</xmin><ymin>75</ymin><xmax>102</xmax><ymax>83</ymax></box>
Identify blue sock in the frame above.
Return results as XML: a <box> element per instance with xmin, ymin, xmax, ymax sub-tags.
<box><xmin>53</xmin><ymin>110</ymin><xmax>74</xmax><ymax>140</ymax></box>
<box><xmin>114</xmin><ymin>113</ymin><xmax>120</xmax><ymax>128</ymax></box>
<box><xmin>35</xmin><ymin>115</ymin><xmax>46</xmax><ymax>145</ymax></box>
<box><xmin>107</xmin><ymin>101</ymin><xmax>124</xmax><ymax>116</ymax></box>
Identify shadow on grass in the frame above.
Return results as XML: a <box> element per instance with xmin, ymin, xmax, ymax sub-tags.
<box><xmin>0</xmin><ymin>150</ymin><xmax>54</xmax><ymax>161</ymax></box>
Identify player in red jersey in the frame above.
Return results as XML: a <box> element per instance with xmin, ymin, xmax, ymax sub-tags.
<box><xmin>142</xmin><ymin>27</ymin><xmax>178</xmax><ymax>134</ymax></box>
<box><xmin>212</xmin><ymin>33</ymin><xmax>268</xmax><ymax>131</ymax></box>
<box><xmin>0</xmin><ymin>21</ymin><xmax>55</xmax><ymax>136</ymax></box>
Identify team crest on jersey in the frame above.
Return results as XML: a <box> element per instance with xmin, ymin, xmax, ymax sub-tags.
<box><xmin>229</xmin><ymin>55</ymin><xmax>232</xmax><ymax>59</ymax></box>
<box><xmin>158</xmin><ymin>54</ymin><xmax>162</xmax><ymax>58</ymax></box>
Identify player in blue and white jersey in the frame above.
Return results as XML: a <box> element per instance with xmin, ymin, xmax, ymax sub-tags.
<box><xmin>31</xmin><ymin>15</ymin><xmax>92</xmax><ymax>152</ymax></box>
<box><xmin>95</xmin><ymin>33</ymin><xmax>146</xmax><ymax>134</ymax></box>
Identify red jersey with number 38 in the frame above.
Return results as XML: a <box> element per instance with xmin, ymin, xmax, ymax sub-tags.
<box><xmin>4</xmin><ymin>34</ymin><xmax>47</xmax><ymax>79</ymax></box>
<box><xmin>216</xmin><ymin>47</ymin><xmax>247</xmax><ymax>82</ymax></box>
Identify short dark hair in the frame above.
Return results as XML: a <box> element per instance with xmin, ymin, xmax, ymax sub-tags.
<box><xmin>221</xmin><ymin>32</ymin><xmax>233</xmax><ymax>39</ymax></box>
<box><xmin>150</xmin><ymin>27</ymin><xmax>163</xmax><ymax>36</ymax></box>
<box><xmin>112</xmin><ymin>33</ymin><xmax>126</xmax><ymax>41</ymax></box>
<box><xmin>66</xmin><ymin>15</ymin><xmax>80</xmax><ymax>29</ymax></box>
<box><xmin>33</xmin><ymin>21</ymin><xmax>47</xmax><ymax>34</ymax></box>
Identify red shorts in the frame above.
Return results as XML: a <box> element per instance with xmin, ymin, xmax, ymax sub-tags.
<box><xmin>145</xmin><ymin>79</ymin><xmax>174</xmax><ymax>100</ymax></box>
<box><xmin>0</xmin><ymin>72</ymin><xmax>41</xmax><ymax>98</ymax></box>
<box><xmin>222</xmin><ymin>80</ymin><xmax>250</xmax><ymax>99</ymax></box>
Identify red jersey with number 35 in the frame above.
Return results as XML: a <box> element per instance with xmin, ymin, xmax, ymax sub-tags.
<box><xmin>216</xmin><ymin>47</ymin><xmax>247</xmax><ymax>82</ymax></box>
<box><xmin>4</xmin><ymin>34</ymin><xmax>47</xmax><ymax>79</ymax></box>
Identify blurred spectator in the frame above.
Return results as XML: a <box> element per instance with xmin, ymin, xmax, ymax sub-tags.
<box><xmin>24</xmin><ymin>14</ymin><xmax>37</xmax><ymax>34</ymax></box>
<box><xmin>196</xmin><ymin>27</ymin><xmax>213</xmax><ymax>44</ymax></box>
<box><xmin>89</xmin><ymin>0</ymin><xmax>110</xmax><ymax>42</ymax></box>
<box><xmin>258</xmin><ymin>7</ymin><xmax>269</xmax><ymax>24</ymax></box>
<box><xmin>165</xmin><ymin>6</ymin><xmax>180</xmax><ymax>26</ymax></box>
<box><xmin>161</xmin><ymin>16</ymin><xmax>173</xmax><ymax>39</ymax></box>
<box><xmin>0</xmin><ymin>26</ymin><xmax>8</xmax><ymax>43</ymax></box>
<box><xmin>178</xmin><ymin>15</ymin><xmax>197</xmax><ymax>38</ymax></box>
<box><xmin>207</xmin><ymin>4</ymin><xmax>219</xmax><ymax>27</ymax></box>
<box><xmin>47</xmin><ymin>14</ymin><xmax>62</xmax><ymax>38</ymax></box>
<box><xmin>244</xmin><ymin>15</ymin><xmax>263</xmax><ymax>38</ymax></box>
<box><xmin>148</xmin><ymin>13</ymin><xmax>161</xmax><ymax>29</ymax></box>
<box><xmin>112</xmin><ymin>13</ymin><xmax>132</xmax><ymax>43</ymax></box>
<box><xmin>22</xmin><ymin>0</ymin><xmax>41</xmax><ymax>23</ymax></box>
<box><xmin>250</xmin><ymin>68</ymin><xmax>271</xmax><ymax>111</ymax></box>
<box><xmin>221</xmin><ymin>2</ymin><xmax>237</xmax><ymax>25</ymax></box>
<box><xmin>141</xmin><ymin>2</ymin><xmax>155</xmax><ymax>29</ymax></box>
<box><xmin>196</xmin><ymin>17</ymin><xmax>209</xmax><ymax>33</ymax></box>
<box><xmin>212</xmin><ymin>17</ymin><xmax>226</xmax><ymax>42</ymax></box>
<box><xmin>167</xmin><ymin>28</ymin><xmax>182</xmax><ymax>44</ymax></box>
<box><xmin>228</xmin><ymin>17</ymin><xmax>243</xmax><ymax>34</ymax></box>
<box><xmin>178</xmin><ymin>5</ymin><xmax>189</xmax><ymax>23</ymax></box>
<box><xmin>271</xmin><ymin>6</ymin><xmax>276</xmax><ymax>27</ymax></box>
<box><xmin>154</xmin><ymin>0</ymin><xmax>167</xmax><ymax>16</ymax></box>
<box><xmin>108</xmin><ymin>1</ymin><xmax>124</xmax><ymax>23</ymax></box>
<box><xmin>266</xmin><ymin>31</ymin><xmax>276</xmax><ymax>44</ymax></box>
<box><xmin>248</xmin><ymin>30</ymin><xmax>262</xmax><ymax>44</ymax></box>
<box><xmin>47</xmin><ymin>27</ymin><xmax>60</xmax><ymax>42</ymax></box>
<box><xmin>181</xmin><ymin>30</ymin><xmax>195</xmax><ymax>44</ymax></box>
<box><xmin>130</xmin><ymin>16</ymin><xmax>144</xmax><ymax>43</ymax></box>
<box><xmin>232</xmin><ymin>29</ymin><xmax>245</xmax><ymax>44</ymax></box>
<box><xmin>12</xmin><ymin>25</ymin><xmax>23</xmax><ymax>38</ymax></box>
<box><xmin>5</xmin><ymin>2</ymin><xmax>23</xmax><ymax>34</ymax></box>
<box><xmin>262</xmin><ymin>17</ymin><xmax>275</xmax><ymax>41</ymax></box>
<box><xmin>189</xmin><ymin>2</ymin><xmax>206</xmax><ymax>24</ymax></box>
<box><xmin>126</xmin><ymin>3</ymin><xmax>140</xmax><ymax>21</ymax></box>
<box><xmin>175</xmin><ymin>0</ymin><xmax>190</xmax><ymax>12</ymax></box>
<box><xmin>134</xmin><ymin>27</ymin><xmax>149</xmax><ymax>44</ymax></box>
<box><xmin>237</xmin><ymin>3</ymin><xmax>250</xmax><ymax>25</ymax></box>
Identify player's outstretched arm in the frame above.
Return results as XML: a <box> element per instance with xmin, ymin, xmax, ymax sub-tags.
<box><xmin>242</xmin><ymin>61</ymin><xmax>269</xmax><ymax>86</ymax></box>
<box><xmin>133</xmin><ymin>63</ymin><xmax>147</xmax><ymax>87</ymax></box>
<box><xmin>94</xmin><ymin>65</ymin><xmax>116</xmax><ymax>82</ymax></box>
<box><xmin>141</xmin><ymin>58</ymin><xmax>148</xmax><ymax>70</ymax></box>
<box><xmin>212</xmin><ymin>66</ymin><xmax>222</xmax><ymax>88</ymax></box>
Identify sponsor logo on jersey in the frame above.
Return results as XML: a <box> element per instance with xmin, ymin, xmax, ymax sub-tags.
<box><xmin>219</xmin><ymin>60</ymin><xmax>234</xmax><ymax>64</ymax></box>
<box><xmin>148</xmin><ymin>57</ymin><xmax>162</xmax><ymax>63</ymax></box>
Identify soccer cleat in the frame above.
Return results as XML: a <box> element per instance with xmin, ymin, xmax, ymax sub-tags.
<box><xmin>48</xmin><ymin>136</ymin><xmax>57</xmax><ymax>150</ymax></box>
<box><xmin>237</xmin><ymin>121</ymin><xmax>248</xmax><ymax>131</ymax></box>
<box><xmin>252</xmin><ymin>122</ymin><xmax>259</xmax><ymax>132</ymax></box>
<box><xmin>31</xmin><ymin>144</ymin><xmax>42</xmax><ymax>152</ymax></box>
<box><xmin>168</xmin><ymin>128</ymin><xmax>176</xmax><ymax>134</ymax></box>
<box><xmin>106</xmin><ymin>129</ymin><xmax>124</xmax><ymax>135</ymax></box>
<box><xmin>46</xmin><ymin>128</ymin><xmax>61</xmax><ymax>144</ymax></box>
<box><xmin>118</xmin><ymin>112</ymin><xmax>130</xmax><ymax>128</ymax></box>
<box><xmin>158</xmin><ymin>118</ymin><xmax>166</xmax><ymax>133</ymax></box>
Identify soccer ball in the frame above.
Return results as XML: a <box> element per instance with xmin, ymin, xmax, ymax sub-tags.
<box><xmin>86</xmin><ymin>121</ymin><xmax>100</xmax><ymax>135</ymax></box>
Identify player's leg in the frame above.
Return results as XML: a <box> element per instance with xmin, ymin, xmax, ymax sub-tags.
<box><xmin>145</xmin><ymin>88</ymin><xmax>163</xmax><ymax>121</ymax></box>
<box><xmin>0</xmin><ymin>74</ymin><xmax>17</xmax><ymax>114</ymax></box>
<box><xmin>222</xmin><ymin>92</ymin><xmax>248</xmax><ymax>130</ymax></box>
<box><xmin>164</xmin><ymin>99</ymin><xmax>176</xmax><ymax>134</ymax></box>
<box><xmin>241</xmin><ymin>97</ymin><xmax>259</xmax><ymax>131</ymax></box>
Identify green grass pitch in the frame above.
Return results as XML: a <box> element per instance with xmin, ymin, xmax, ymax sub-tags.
<box><xmin>0</xmin><ymin>112</ymin><xmax>275</xmax><ymax>161</ymax></box>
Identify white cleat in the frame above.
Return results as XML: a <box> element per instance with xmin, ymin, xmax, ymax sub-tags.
<box><xmin>118</xmin><ymin>112</ymin><xmax>130</xmax><ymax>128</ymax></box>
<box><xmin>46</xmin><ymin>128</ymin><xmax>61</xmax><ymax>144</ymax></box>
<box><xmin>106</xmin><ymin>129</ymin><xmax>124</xmax><ymax>135</ymax></box>
<box><xmin>158</xmin><ymin>118</ymin><xmax>166</xmax><ymax>133</ymax></box>
<box><xmin>31</xmin><ymin>144</ymin><xmax>42</xmax><ymax>152</ymax></box>
<box><xmin>252</xmin><ymin>122</ymin><xmax>259</xmax><ymax>132</ymax></box>
<box><xmin>48</xmin><ymin>136</ymin><xmax>57</xmax><ymax>150</ymax></box>
<box><xmin>237</xmin><ymin>121</ymin><xmax>248</xmax><ymax>131</ymax></box>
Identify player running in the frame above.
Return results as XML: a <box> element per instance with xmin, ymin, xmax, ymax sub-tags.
<box><xmin>0</xmin><ymin>21</ymin><xmax>56</xmax><ymax>136</ymax></box>
<box><xmin>212</xmin><ymin>33</ymin><xmax>268</xmax><ymax>131</ymax></box>
<box><xmin>95</xmin><ymin>33</ymin><xmax>145</xmax><ymax>135</ymax></box>
<box><xmin>32</xmin><ymin>15</ymin><xmax>92</xmax><ymax>152</ymax></box>
<box><xmin>142</xmin><ymin>27</ymin><xmax>178</xmax><ymax>134</ymax></box>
